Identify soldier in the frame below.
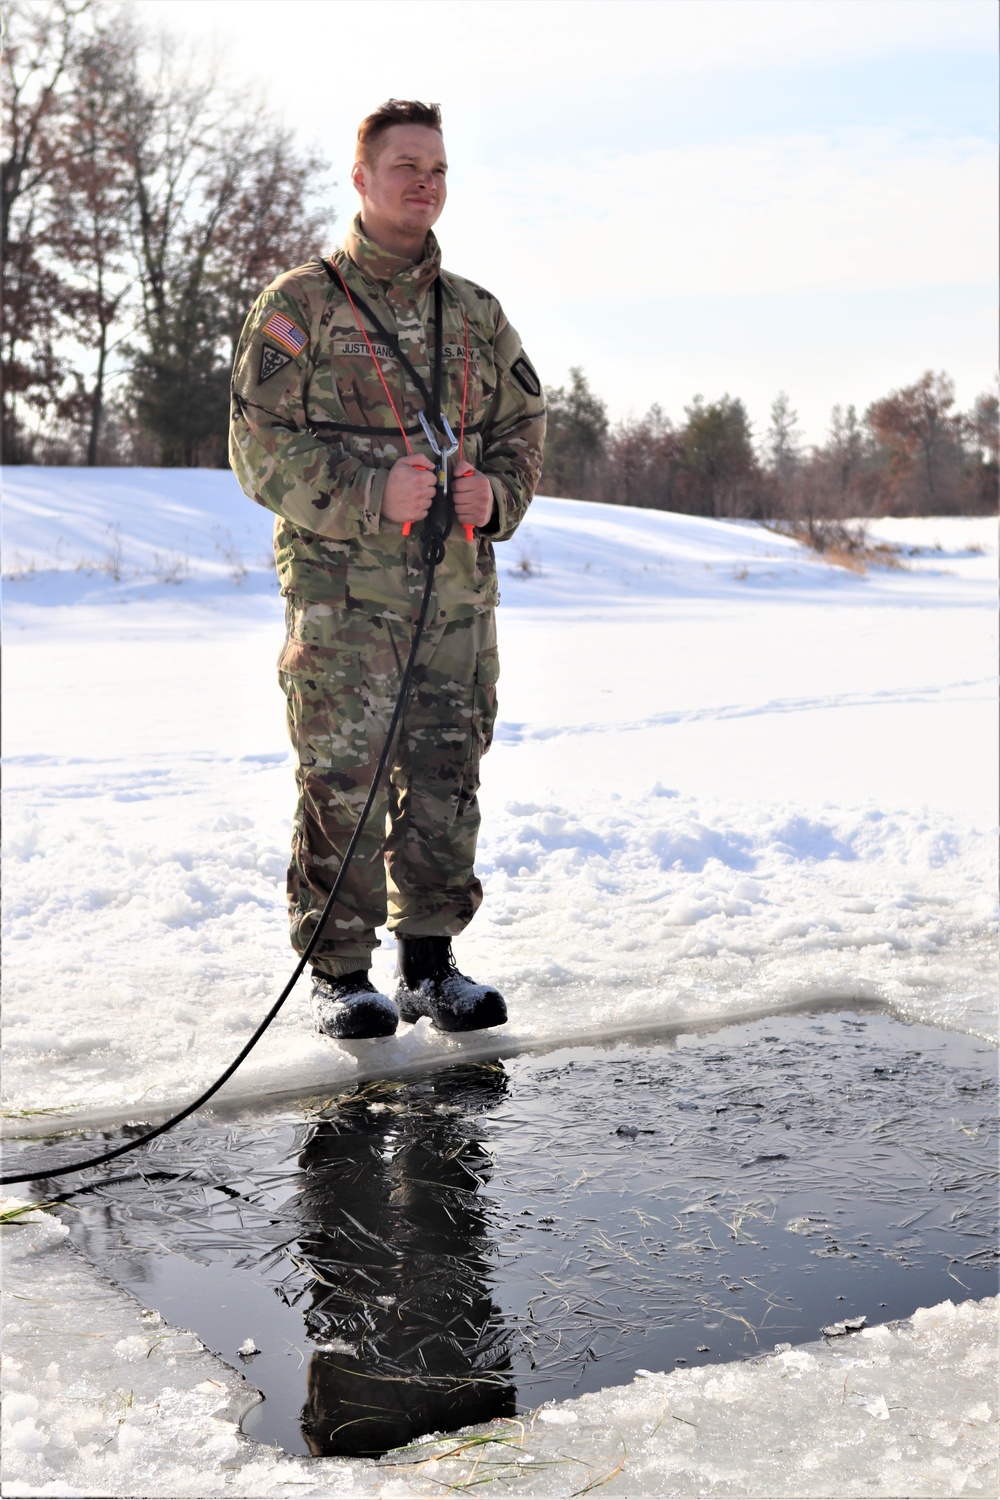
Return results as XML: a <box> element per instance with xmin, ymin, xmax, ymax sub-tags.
<box><xmin>230</xmin><ymin>100</ymin><xmax>545</xmax><ymax>1041</ymax></box>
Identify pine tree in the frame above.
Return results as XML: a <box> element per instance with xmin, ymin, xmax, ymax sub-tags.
<box><xmin>681</xmin><ymin>395</ymin><xmax>756</xmax><ymax>517</ymax></box>
<box><xmin>539</xmin><ymin>367</ymin><xmax>609</xmax><ymax>498</ymax></box>
<box><xmin>766</xmin><ymin>391</ymin><xmax>801</xmax><ymax>488</ymax></box>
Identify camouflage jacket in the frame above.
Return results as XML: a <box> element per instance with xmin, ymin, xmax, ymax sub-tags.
<box><xmin>229</xmin><ymin>216</ymin><xmax>545</xmax><ymax>620</ymax></box>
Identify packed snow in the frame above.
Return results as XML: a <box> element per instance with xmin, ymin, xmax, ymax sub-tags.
<box><xmin>2</xmin><ymin>470</ymin><xmax>996</xmax><ymax>1125</ymax></box>
<box><xmin>2</xmin><ymin>467</ymin><xmax>997</xmax><ymax>1495</ymax></box>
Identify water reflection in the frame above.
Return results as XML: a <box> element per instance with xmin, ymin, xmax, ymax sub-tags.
<box><xmin>35</xmin><ymin>1016</ymin><xmax>997</xmax><ymax>1460</ymax></box>
<box><xmin>295</xmin><ymin>1063</ymin><xmax>516</xmax><ymax>1456</ymax></box>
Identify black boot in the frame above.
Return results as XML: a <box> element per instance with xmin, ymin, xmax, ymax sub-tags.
<box><xmin>394</xmin><ymin>937</ymin><xmax>507</xmax><ymax>1033</ymax></box>
<box><xmin>312</xmin><ymin>970</ymin><xmax>398</xmax><ymax>1040</ymax></box>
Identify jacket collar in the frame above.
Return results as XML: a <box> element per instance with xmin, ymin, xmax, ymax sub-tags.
<box><xmin>342</xmin><ymin>213</ymin><xmax>441</xmax><ymax>298</ymax></box>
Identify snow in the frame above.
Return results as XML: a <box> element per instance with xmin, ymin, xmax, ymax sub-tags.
<box><xmin>2</xmin><ymin>467</ymin><xmax>998</xmax><ymax>1494</ymax></box>
<box><xmin>2</xmin><ymin>471</ymin><xmax>995</xmax><ymax>1125</ymax></box>
<box><xmin>2</xmin><ymin>1202</ymin><xmax>996</xmax><ymax>1496</ymax></box>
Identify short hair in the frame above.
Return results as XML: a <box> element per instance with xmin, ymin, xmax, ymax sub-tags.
<box><xmin>356</xmin><ymin>99</ymin><xmax>443</xmax><ymax>164</ymax></box>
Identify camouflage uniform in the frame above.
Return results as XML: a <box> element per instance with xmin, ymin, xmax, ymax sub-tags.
<box><xmin>230</xmin><ymin>216</ymin><xmax>545</xmax><ymax>976</ymax></box>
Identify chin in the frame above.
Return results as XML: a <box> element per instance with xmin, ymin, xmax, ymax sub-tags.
<box><xmin>400</xmin><ymin>206</ymin><xmax>440</xmax><ymax>230</ymax></box>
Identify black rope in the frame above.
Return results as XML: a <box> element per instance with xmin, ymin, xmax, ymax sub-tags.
<box><xmin>320</xmin><ymin>259</ymin><xmax>443</xmax><ymax>417</ymax></box>
<box><xmin>0</xmin><ymin>526</ymin><xmax>448</xmax><ymax>1188</ymax></box>
<box><xmin>431</xmin><ymin>274</ymin><xmax>444</xmax><ymax>417</ymax></box>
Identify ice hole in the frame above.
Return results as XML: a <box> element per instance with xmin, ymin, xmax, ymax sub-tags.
<box><xmin>23</xmin><ymin>1010</ymin><xmax>998</xmax><ymax>1459</ymax></box>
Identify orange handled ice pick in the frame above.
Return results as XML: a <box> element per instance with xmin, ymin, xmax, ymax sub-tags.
<box><xmin>403</xmin><ymin>412</ymin><xmax>472</xmax><ymax>543</ymax></box>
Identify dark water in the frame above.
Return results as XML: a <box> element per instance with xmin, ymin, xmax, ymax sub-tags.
<box><xmin>21</xmin><ymin>1011</ymin><xmax>998</xmax><ymax>1459</ymax></box>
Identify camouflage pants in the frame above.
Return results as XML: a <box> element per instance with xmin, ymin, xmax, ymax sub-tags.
<box><xmin>278</xmin><ymin>596</ymin><xmax>499</xmax><ymax>977</ymax></box>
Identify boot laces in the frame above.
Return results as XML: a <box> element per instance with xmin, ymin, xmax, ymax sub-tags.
<box><xmin>315</xmin><ymin>969</ymin><xmax>377</xmax><ymax>998</ymax></box>
<box><xmin>406</xmin><ymin>937</ymin><xmax>461</xmax><ymax>984</ymax></box>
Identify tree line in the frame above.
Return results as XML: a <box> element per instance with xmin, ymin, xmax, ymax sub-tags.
<box><xmin>4</xmin><ymin>3</ymin><xmax>996</xmax><ymax>519</ymax></box>
<box><xmin>541</xmin><ymin>370</ymin><xmax>998</xmax><ymax>519</ymax></box>
<box><xmin>3</xmin><ymin>0</ymin><xmax>329</xmax><ymax>466</ymax></box>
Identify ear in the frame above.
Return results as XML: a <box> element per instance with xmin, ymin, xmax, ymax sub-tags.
<box><xmin>351</xmin><ymin>159</ymin><xmax>367</xmax><ymax>196</ymax></box>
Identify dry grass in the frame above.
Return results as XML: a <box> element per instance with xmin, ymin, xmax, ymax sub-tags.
<box><xmin>382</xmin><ymin>1415</ymin><xmax>630</xmax><ymax>1496</ymax></box>
<box><xmin>2</xmin><ymin>550</ymin><xmax>38</xmax><ymax>582</ymax></box>
<box><xmin>767</xmin><ymin>519</ymin><xmax>906</xmax><ymax>574</ymax></box>
<box><xmin>512</xmin><ymin>541</ymin><xmax>543</xmax><ymax>578</ymax></box>
<box><xmin>0</xmin><ymin>1198</ymin><xmax>59</xmax><ymax>1225</ymax></box>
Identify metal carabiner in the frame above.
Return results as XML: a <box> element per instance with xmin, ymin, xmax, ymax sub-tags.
<box><xmin>418</xmin><ymin>411</ymin><xmax>473</xmax><ymax>542</ymax></box>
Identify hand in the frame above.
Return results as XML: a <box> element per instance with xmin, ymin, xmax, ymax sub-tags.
<box><xmin>382</xmin><ymin>453</ymin><xmax>436</xmax><ymax>525</ymax></box>
<box><xmin>452</xmin><ymin>462</ymin><xmax>494</xmax><ymax>530</ymax></box>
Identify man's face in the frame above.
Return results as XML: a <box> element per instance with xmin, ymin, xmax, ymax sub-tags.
<box><xmin>352</xmin><ymin>124</ymin><xmax>448</xmax><ymax>240</ymax></box>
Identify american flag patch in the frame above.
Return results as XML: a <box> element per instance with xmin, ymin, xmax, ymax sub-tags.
<box><xmin>262</xmin><ymin>311</ymin><xmax>308</xmax><ymax>356</ymax></box>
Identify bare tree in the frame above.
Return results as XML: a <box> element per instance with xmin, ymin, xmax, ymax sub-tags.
<box><xmin>960</xmin><ymin>389</ymin><xmax>999</xmax><ymax>513</ymax></box>
<box><xmin>605</xmin><ymin>404</ymin><xmax>683</xmax><ymax>510</ymax></box>
<box><xmin>118</xmin><ymin>42</ymin><xmax>332</xmax><ymax>464</ymax></box>
<box><xmin>113</xmin><ymin>43</ymin><xmax>227</xmax><ymax>462</ymax></box>
<box><xmin>1</xmin><ymin>0</ymin><xmax>97</xmax><ymax>458</ymax></box>
<box><xmin>46</xmin><ymin>15</ymin><xmax>138</xmax><ymax>462</ymax></box>
<box><xmin>4</xmin><ymin>5</ymin><xmax>333</xmax><ymax>465</ymax></box>
<box><xmin>210</xmin><ymin>122</ymin><xmax>329</xmax><ymax>367</ymax></box>
<box><xmin>865</xmin><ymin>371</ymin><xmax>963</xmax><ymax>514</ymax></box>
<box><xmin>825</xmin><ymin>403</ymin><xmax>865</xmax><ymax>514</ymax></box>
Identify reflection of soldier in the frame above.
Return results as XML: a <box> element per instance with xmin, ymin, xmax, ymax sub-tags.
<box><xmin>295</xmin><ymin>1064</ymin><xmax>515</xmax><ymax>1457</ymax></box>
<box><xmin>230</xmin><ymin>99</ymin><xmax>545</xmax><ymax>1040</ymax></box>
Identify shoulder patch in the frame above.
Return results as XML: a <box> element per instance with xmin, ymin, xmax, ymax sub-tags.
<box><xmin>262</xmin><ymin>311</ymin><xmax>308</xmax><ymax>356</ymax></box>
<box><xmin>259</xmin><ymin>343</ymin><xmax>293</xmax><ymax>384</ymax></box>
<box><xmin>511</xmin><ymin>355</ymin><xmax>541</xmax><ymax>398</ymax></box>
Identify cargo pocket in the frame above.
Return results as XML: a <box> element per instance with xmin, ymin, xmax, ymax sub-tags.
<box><xmin>472</xmin><ymin>645</ymin><xmax>500</xmax><ymax>757</ymax></box>
<box><xmin>277</xmin><ymin>636</ymin><xmax>366</xmax><ymax>776</ymax></box>
<box><xmin>278</xmin><ymin>594</ymin><xmax>364</xmax><ymax>658</ymax></box>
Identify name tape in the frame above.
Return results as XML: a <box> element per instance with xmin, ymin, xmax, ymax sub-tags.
<box><xmin>332</xmin><ymin>340</ymin><xmax>479</xmax><ymax>363</ymax></box>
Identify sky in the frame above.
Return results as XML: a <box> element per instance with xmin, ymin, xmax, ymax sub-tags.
<box><xmin>136</xmin><ymin>0</ymin><xmax>998</xmax><ymax>444</ymax></box>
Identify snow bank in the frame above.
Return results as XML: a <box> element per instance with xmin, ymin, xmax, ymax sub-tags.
<box><xmin>1</xmin><ymin>464</ymin><xmax>273</xmax><ymax>592</ymax></box>
<box><xmin>2</xmin><ymin>1200</ymin><xmax>996</xmax><ymax>1496</ymax></box>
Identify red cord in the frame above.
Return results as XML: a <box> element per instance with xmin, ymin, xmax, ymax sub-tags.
<box><xmin>338</xmin><ymin>275</ymin><xmax>413</xmax><ymax>455</ymax></box>
<box><xmin>338</xmin><ymin>270</ymin><xmax>473</xmax><ymax>540</ymax></box>
<box><xmin>458</xmin><ymin>309</ymin><xmax>470</xmax><ymax>459</ymax></box>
